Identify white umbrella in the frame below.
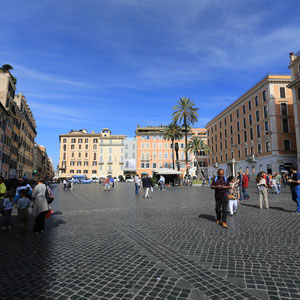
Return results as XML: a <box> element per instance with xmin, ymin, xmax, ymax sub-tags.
<box><xmin>153</xmin><ymin>168</ymin><xmax>182</xmax><ymax>175</ymax></box>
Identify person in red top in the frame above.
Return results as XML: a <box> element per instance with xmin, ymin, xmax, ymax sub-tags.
<box><xmin>242</xmin><ymin>172</ymin><xmax>250</xmax><ymax>200</ymax></box>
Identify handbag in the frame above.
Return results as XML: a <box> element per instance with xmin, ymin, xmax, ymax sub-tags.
<box><xmin>228</xmin><ymin>194</ymin><xmax>235</xmax><ymax>200</ymax></box>
<box><xmin>45</xmin><ymin>186</ymin><xmax>55</xmax><ymax>204</ymax></box>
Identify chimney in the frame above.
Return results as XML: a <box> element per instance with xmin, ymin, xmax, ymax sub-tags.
<box><xmin>289</xmin><ymin>51</ymin><xmax>296</xmax><ymax>63</ymax></box>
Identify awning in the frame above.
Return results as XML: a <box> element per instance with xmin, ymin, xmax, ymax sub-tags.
<box><xmin>153</xmin><ymin>168</ymin><xmax>182</xmax><ymax>175</ymax></box>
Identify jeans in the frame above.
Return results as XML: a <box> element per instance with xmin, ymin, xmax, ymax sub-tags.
<box><xmin>2</xmin><ymin>209</ymin><xmax>12</xmax><ymax>227</ymax></box>
<box><xmin>242</xmin><ymin>187</ymin><xmax>249</xmax><ymax>199</ymax></box>
<box><xmin>291</xmin><ymin>186</ymin><xmax>297</xmax><ymax>204</ymax></box>
<box><xmin>215</xmin><ymin>198</ymin><xmax>228</xmax><ymax>223</ymax></box>
<box><xmin>135</xmin><ymin>183</ymin><xmax>140</xmax><ymax>195</ymax></box>
<box><xmin>294</xmin><ymin>185</ymin><xmax>300</xmax><ymax>212</ymax></box>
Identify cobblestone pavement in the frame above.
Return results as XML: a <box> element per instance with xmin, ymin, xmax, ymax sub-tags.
<box><xmin>1</xmin><ymin>182</ymin><xmax>299</xmax><ymax>300</ymax></box>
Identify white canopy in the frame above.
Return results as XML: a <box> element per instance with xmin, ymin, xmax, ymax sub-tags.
<box><xmin>153</xmin><ymin>168</ymin><xmax>182</xmax><ymax>175</ymax></box>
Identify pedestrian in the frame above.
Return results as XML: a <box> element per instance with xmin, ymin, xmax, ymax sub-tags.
<box><xmin>270</xmin><ymin>176</ymin><xmax>279</xmax><ymax>194</ymax></box>
<box><xmin>1</xmin><ymin>191</ymin><xmax>14</xmax><ymax>230</ymax></box>
<box><xmin>208</xmin><ymin>175</ymin><xmax>212</xmax><ymax>185</ymax></box>
<box><xmin>70</xmin><ymin>179</ymin><xmax>74</xmax><ymax>190</ymax></box>
<box><xmin>211</xmin><ymin>169</ymin><xmax>231</xmax><ymax>228</ymax></box>
<box><xmin>237</xmin><ymin>172</ymin><xmax>243</xmax><ymax>201</ymax></box>
<box><xmin>158</xmin><ymin>175</ymin><xmax>165</xmax><ymax>191</ymax></box>
<box><xmin>110</xmin><ymin>177</ymin><xmax>114</xmax><ymax>189</ymax></box>
<box><xmin>32</xmin><ymin>177</ymin><xmax>49</xmax><ymax>234</ymax></box>
<box><xmin>242</xmin><ymin>172</ymin><xmax>250</xmax><ymax>200</ymax></box>
<box><xmin>256</xmin><ymin>172</ymin><xmax>269</xmax><ymax>209</ymax></box>
<box><xmin>17</xmin><ymin>189</ymin><xmax>31</xmax><ymax>235</ymax></box>
<box><xmin>14</xmin><ymin>177</ymin><xmax>32</xmax><ymax>203</ymax></box>
<box><xmin>142</xmin><ymin>175</ymin><xmax>153</xmax><ymax>198</ymax></box>
<box><xmin>134</xmin><ymin>173</ymin><xmax>141</xmax><ymax>196</ymax></box>
<box><xmin>0</xmin><ymin>176</ymin><xmax>7</xmax><ymax>213</ymax></box>
<box><xmin>289</xmin><ymin>165</ymin><xmax>300</xmax><ymax>214</ymax></box>
<box><xmin>104</xmin><ymin>177</ymin><xmax>110</xmax><ymax>191</ymax></box>
<box><xmin>227</xmin><ymin>176</ymin><xmax>239</xmax><ymax>216</ymax></box>
<box><xmin>63</xmin><ymin>179</ymin><xmax>67</xmax><ymax>189</ymax></box>
<box><xmin>275</xmin><ymin>172</ymin><xmax>282</xmax><ymax>192</ymax></box>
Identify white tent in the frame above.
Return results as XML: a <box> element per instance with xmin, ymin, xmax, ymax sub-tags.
<box><xmin>153</xmin><ymin>168</ymin><xmax>182</xmax><ymax>175</ymax></box>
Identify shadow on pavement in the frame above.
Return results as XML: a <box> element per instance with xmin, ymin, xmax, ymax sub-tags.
<box><xmin>198</xmin><ymin>214</ymin><xmax>216</xmax><ymax>222</ymax></box>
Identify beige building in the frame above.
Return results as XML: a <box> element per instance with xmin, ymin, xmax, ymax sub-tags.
<box><xmin>288</xmin><ymin>51</ymin><xmax>300</xmax><ymax>168</ymax></box>
<box><xmin>206</xmin><ymin>74</ymin><xmax>296</xmax><ymax>177</ymax></box>
<box><xmin>59</xmin><ymin>129</ymin><xmax>126</xmax><ymax>179</ymax></box>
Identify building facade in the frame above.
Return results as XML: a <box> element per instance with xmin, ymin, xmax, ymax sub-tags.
<box><xmin>135</xmin><ymin>126</ymin><xmax>208</xmax><ymax>177</ymax></box>
<box><xmin>123</xmin><ymin>138</ymin><xmax>137</xmax><ymax>179</ymax></box>
<box><xmin>59</xmin><ymin>129</ymin><xmax>126</xmax><ymax>179</ymax></box>
<box><xmin>288</xmin><ymin>51</ymin><xmax>300</xmax><ymax>168</ymax></box>
<box><xmin>206</xmin><ymin>74</ymin><xmax>297</xmax><ymax>177</ymax></box>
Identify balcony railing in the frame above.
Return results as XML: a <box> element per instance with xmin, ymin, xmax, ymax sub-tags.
<box><xmin>245</xmin><ymin>154</ymin><xmax>256</xmax><ymax>163</ymax></box>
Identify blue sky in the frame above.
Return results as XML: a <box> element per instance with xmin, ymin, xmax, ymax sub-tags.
<box><xmin>0</xmin><ymin>0</ymin><xmax>300</xmax><ymax>168</ymax></box>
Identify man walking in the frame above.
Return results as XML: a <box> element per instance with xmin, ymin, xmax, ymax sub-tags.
<box><xmin>211</xmin><ymin>169</ymin><xmax>231</xmax><ymax>228</ymax></box>
<box><xmin>134</xmin><ymin>173</ymin><xmax>140</xmax><ymax>196</ymax></box>
<box><xmin>159</xmin><ymin>175</ymin><xmax>165</xmax><ymax>191</ymax></box>
<box><xmin>289</xmin><ymin>165</ymin><xmax>300</xmax><ymax>214</ymax></box>
<box><xmin>142</xmin><ymin>175</ymin><xmax>153</xmax><ymax>198</ymax></box>
<box><xmin>242</xmin><ymin>172</ymin><xmax>250</xmax><ymax>200</ymax></box>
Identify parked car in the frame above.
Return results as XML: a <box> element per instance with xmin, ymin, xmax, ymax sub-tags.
<box><xmin>81</xmin><ymin>179</ymin><xmax>93</xmax><ymax>184</ymax></box>
<box><xmin>126</xmin><ymin>178</ymin><xmax>134</xmax><ymax>182</ymax></box>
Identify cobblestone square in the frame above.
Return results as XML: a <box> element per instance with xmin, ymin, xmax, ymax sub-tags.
<box><xmin>1</xmin><ymin>182</ymin><xmax>299</xmax><ymax>300</ymax></box>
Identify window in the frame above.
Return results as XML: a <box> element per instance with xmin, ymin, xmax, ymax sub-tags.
<box><xmin>77</xmin><ymin>161</ymin><xmax>82</xmax><ymax>166</ymax></box>
<box><xmin>280</xmin><ymin>87</ymin><xmax>286</xmax><ymax>98</ymax></box>
<box><xmin>237</xmin><ymin>134</ymin><xmax>240</xmax><ymax>144</ymax></box>
<box><xmin>93</xmin><ymin>153</ymin><xmax>96</xmax><ymax>160</ymax></box>
<box><xmin>93</xmin><ymin>145</ymin><xmax>97</xmax><ymax>150</ymax></box>
<box><xmin>244</xmin><ymin>148</ymin><xmax>248</xmax><ymax>157</ymax></box>
<box><xmin>93</xmin><ymin>138</ymin><xmax>97</xmax><ymax>143</ymax></box>
<box><xmin>92</xmin><ymin>161</ymin><xmax>97</xmax><ymax>166</ymax></box>
<box><xmin>255</xmin><ymin>96</ymin><xmax>259</xmax><ymax>106</ymax></box>
<box><xmin>71</xmin><ymin>138</ymin><xmax>76</xmax><ymax>143</ymax></box>
<box><xmin>263</xmin><ymin>90</ymin><xmax>267</xmax><ymax>102</ymax></box>
<box><xmin>256</xmin><ymin>110</ymin><xmax>260</xmax><ymax>122</ymax></box>
<box><xmin>224</xmin><ymin>129</ymin><xmax>227</xmax><ymax>138</ymax></box>
<box><xmin>257</xmin><ymin>125</ymin><xmax>261</xmax><ymax>138</ymax></box>
<box><xmin>92</xmin><ymin>170</ymin><xmax>97</xmax><ymax>174</ymax></box>
<box><xmin>236</xmin><ymin>109</ymin><xmax>239</xmax><ymax>118</ymax></box>
<box><xmin>243</xmin><ymin>105</ymin><xmax>246</xmax><ymax>114</ymax></box>
<box><xmin>263</xmin><ymin>106</ymin><xmax>268</xmax><ymax>119</ymax></box>
<box><xmin>164</xmin><ymin>152</ymin><xmax>168</xmax><ymax>159</ymax></box>
<box><xmin>258</xmin><ymin>144</ymin><xmax>262</xmax><ymax>154</ymax></box>
<box><xmin>164</xmin><ymin>143</ymin><xmax>167</xmax><ymax>149</ymax></box>
<box><xmin>85</xmin><ymin>138</ymin><xmax>88</xmax><ymax>143</ymax></box>
<box><xmin>266</xmin><ymin>141</ymin><xmax>271</xmax><ymax>152</ymax></box>
<box><xmin>282</xmin><ymin>119</ymin><xmax>289</xmax><ymax>133</ymax></box>
<box><xmin>77</xmin><ymin>170</ymin><xmax>81</xmax><ymax>174</ymax></box>
<box><xmin>237</xmin><ymin>121</ymin><xmax>240</xmax><ymax>131</ymax></box>
<box><xmin>215</xmin><ymin>134</ymin><xmax>217</xmax><ymax>143</ymax></box>
<box><xmin>85</xmin><ymin>144</ymin><xmax>88</xmax><ymax>150</ymax></box>
<box><xmin>146</xmin><ymin>143</ymin><xmax>150</xmax><ymax>148</ymax></box>
<box><xmin>283</xmin><ymin>140</ymin><xmax>290</xmax><ymax>151</ymax></box>
<box><xmin>220</xmin><ymin>142</ymin><xmax>222</xmax><ymax>151</ymax></box>
<box><xmin>71</xmin><ymin>153</ymin><xmax>74</xmax><ymax>158</ymax></box>
<box><xmin>265</xmin><ymin>121</ymin><xmax>269</xmax><ymax>134</ymax></box>
<box><xmin>70</xmin><ymin>161</ymin><xmax>75</xmax><ymax>166</ymax></box>
<box><xmin>78</xmin><ymin>145</ymin><xmax>82</xmax><ymax>150</ymax></box>
<box><xmin>180</xmin><ymin>143</ymin><xmax>184</xmax><ymax>149</ymax></box>
<box><xmin>243</xmin><ymin>118</ymin><xmax>246</xmax><ymax>129</ymax></box>
<box><xmin>84</xmin><ymin>161</ymin><xmax>88</xmax><ymax>166</ymax></box>
<box><xmin>83</xmin><ymin>170</ymin><xmax>88</xmax><ymax>174</ymax></box>
<box><xmin>63</xmin><ymin>145</ymin><xmax>66</xmax><ymax>151</ymax></box>
<box><xmin>70</xmin><ymin>170</ymin><xmax>74</xmax><ymax>174</ymax></box>
<box><xmin>141</xmin><ymin>162</ymin><xmax>145</xmax><ymax>168</ymax></box>
<box><xmin>298</xmin><ymin>87</ymin><xmax>300</xmax><ymax>101</ymax></box>
<box><xmin>215</xmin><ymin>124</ymin><xmax>217</xmax><ymax>131</ymax></box>
<box><xmin>141</xmin><ymin>143</ymin><xmax>145</xmax><ymax>149</ymax></box>
<box><xmin>230</xmin><ymin>137</ymin><xmax>233</xmax><ymax>146</ymax></box>
<box><xmin>230</xmin><ymin>126</ymin><xmax>233</xmax><ymax>135</ymax></box>
<box><xmin>220</xmin><ymin>132</ymin><xmax>222</xmax><ymax>140</ymax></box>
<box><xmin>70</xmin><ymin>144</ymin><xmax>75</xmax><ymax>150</ymax></box>
<box><xmin>224</xmin><ymin>118</ymin><xmax>227</xmax><ymax>126</ymax></box>
<box><xmin>78</xmin><ymin>153</ymin><xmax>81</xmax><ymax>158</ymax></box>
<box><xmin>230</xmin><ymin>114</ymin><xmax>232</xmax><ymax>122</ymax></box>
<box><xmin>249</xmin><ymin>114</ymin><xmax>253</xmax><ymax>125</ymax></box>
<box><xmin>219</xmin><ymin>121</ymin><xmax>222</xmax><ymax>128</ymax></box>
<box><xmin>158</xmin><ymin>152</ymin><xmax>163</xmax><ymax>159</ymax></box>
<box><xmin>152</xmin><ymin>162</ymin><xmax>157</xmax><ymax>168</ymax></box>
<box><xmin>281</xmin><ymin>103</ymin><xmax>287</xmax><ymax>116</ymax></box>
<box><xmin>153</xmin><ymin>143</ymin><xmax>157</xmax><ymax>149</ymax></box>
<box><xmin>85</xmin><ymin>153</ymin><xmax>88</xmax><ymax>158</ymax></box>
<box><xmin>250</xmin><ymin>128</ymin><xmax>253</xmax><ymax>140</ymax></box>
<box><xmin>78</xmin><ymin>139</ymin><xmax>83</xmax><ymax>143</ymax></box>
<box><xmin>250</xmin><ymin>145</ymin><xmax>254</xmax><ymax>155</ymax></box>
<box><xmin>238</xmin><ymin>150</ymin><xmax>241</xmax><ymax>158</ymax></box>
<box><xmin>248</xmin><ymin>100</ymin><xmax>252</xmax><ymax>111</ymax></box>
<box><xmin>158</xmin><ymin>143</ymin><xmax>162</xmax><ymax>149</ymax></box>
<box><xmin>146</xmin><ymin>152</ymin><xmax>150</xmax><ymax>160</ymax></box>
<box><xmin>152</xmin><ymin>152</ymin><xmax>157</xmax><ymax>159</ymax></box>
<box><xmin>146</xmin><ymin>162</ymin><xmax>150</xmax><ymax>168</ymax></box>
<box><xmin>63</xmin><ymin>138</ymin><xmax>67</xmax><ymax>143</ymax></box>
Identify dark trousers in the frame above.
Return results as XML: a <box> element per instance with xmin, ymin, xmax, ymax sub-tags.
<box><xmin>291</xmin><ymin>187</ymin><xmax>297</xmax><ymax>203</ymax></box>
<box><xmin>215</xmin><ymin>198</ymin><xmax>228</xmax><ymax>223</ymax></box>
<box><xmin>2</xmin><ymin>209</ymin><xmax>12</xmax><ymax>227</ymax></box>
<box><xmin>18</xmin><ymin>209</ymin><xmax>29</xmax><ymax>233</ymax></box>
<box><xmin>33</xmin><ymin>211</ymin><xmax>46</xmax><ymax>233</ymax></box>
<box><xmin>242</xmin><ymin>187</ymin><xmax>249</xmax><ymax>199</ymax></box>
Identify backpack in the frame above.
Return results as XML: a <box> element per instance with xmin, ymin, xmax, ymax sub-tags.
<box><xmin>214</xmin><ymin>176</ymin><xmax>228</xmax><ymax>185</ymax></box>
<box><xmin>45</xmin><ymin>185</ymin><xmax>55</xmax><ymax>204</ymax></box>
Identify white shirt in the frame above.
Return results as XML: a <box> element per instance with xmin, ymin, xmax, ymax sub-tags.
<box><xmin>134</xmin><ymin>176</ymin><xmax>140</xmax><ymax>185</ymax></box>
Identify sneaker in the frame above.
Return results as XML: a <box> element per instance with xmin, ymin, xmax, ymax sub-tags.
<box><xmin>222</xmin><ymin>222</ymin><xmax>228</xmax><ymax>228</ymax></box>
<box><xmin>216</xmin><ymin>219</ymin><xmax>221</xmax><ymax>225</ymax></box>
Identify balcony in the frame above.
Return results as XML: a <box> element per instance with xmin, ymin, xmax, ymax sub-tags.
<box><xmin>245</xmin><ymin>154</ymin><xmax>256</xmax><ymax>163</ymax></box>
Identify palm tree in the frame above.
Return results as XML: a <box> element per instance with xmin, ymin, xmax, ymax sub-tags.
<box><xmin>172</xmin><ymin>97</ymin><xmax>199</xmax><ymax>174</ymax></box>
<box><xmin>186</xmin><ymin>137</ymin><xmax>210</xmax><ymax>179</ymax></box>
<box><xmin>163</xmin><ymin>122</ymin><xmax>183</xmax><ymax>169</ymax></box>
<box><xmin>0</xmin><ymin>64</ymin><xmax>17</xmax><ymax>85</ymax></box>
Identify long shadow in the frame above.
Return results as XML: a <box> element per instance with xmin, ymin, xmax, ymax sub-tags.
<box><xmin>240</xmin><ymin>203</ymin><xmax>260</xmax><ymax>209</ymax></box>
<box><xmin>198</xmin><ymin>214</ymin><xmax>216</xmax><ymax>222</ymax></box>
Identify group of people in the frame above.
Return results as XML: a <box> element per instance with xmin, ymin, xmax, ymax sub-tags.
<box><xmin>134</xmin><ymin>174</ymin><xmax>166</xmax><ymax>198</ymax></box>
<box><xmin>102</xmin><ymin>177</ymin><xmax>114</xmax><ymax>191</ymax></box>
<box><xmin>211</xmin><ymin>165</ymin><xmax>300</xmax><ymax>228</ymax></box>
<box><xmin>0</xmin><ymin>176</ymin><xmax>53</xmax><ymax>235</ymax></box>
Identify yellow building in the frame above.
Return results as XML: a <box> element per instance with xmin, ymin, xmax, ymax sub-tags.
<box><xmin>206</xmin><ymin>74</ymin><xmax>296</xmax><ymax>177</ymax></box>
<box><xmin>59</xmin><ymin>129</ymin><xmax>126</xmax><ymax>179</ymax></box>
<box><xmin>288</xmin><ymin>51</ymin><xmax>300</xmax><ymax>168</ymax></box>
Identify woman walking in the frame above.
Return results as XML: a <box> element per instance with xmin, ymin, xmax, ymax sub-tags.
<box><xmin>256</xmin><ymin>172</ymin><xmax>269</xmax><ymax>209</ymax></box>
<box><xmin>32</xmin><ymin>177</ymin><xmax>49</xmax><ymax>233</ymax></box>
<box><xmin>227</xmin><ymin>176</ymin><xmax>239</xmax><ymax>216</ymax></box>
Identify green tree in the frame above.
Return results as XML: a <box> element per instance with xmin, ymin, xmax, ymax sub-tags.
<box><xmin>163</xmin><ymin>122</ymin><xmax>183</xmax><ymax>169</ymax></box>
<box><xmin>172</xmin><ymin>97</ymin><xmax>199</xmax><ymax>174</ymax></box>
<box><xmin>186</xmin><ymin>137</ymin><xmax>210</xmax><ymax>179</ymax></box>
<box><xmin>0</xmin><ymin>64</ymin><xmax>17</xmax><ymax>84</ymax></box>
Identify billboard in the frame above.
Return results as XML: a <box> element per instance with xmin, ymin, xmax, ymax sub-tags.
<box><xmin>124</xmin><ymin>159</ymin><xmax>136</xmax><ymax>170</ymax></box>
